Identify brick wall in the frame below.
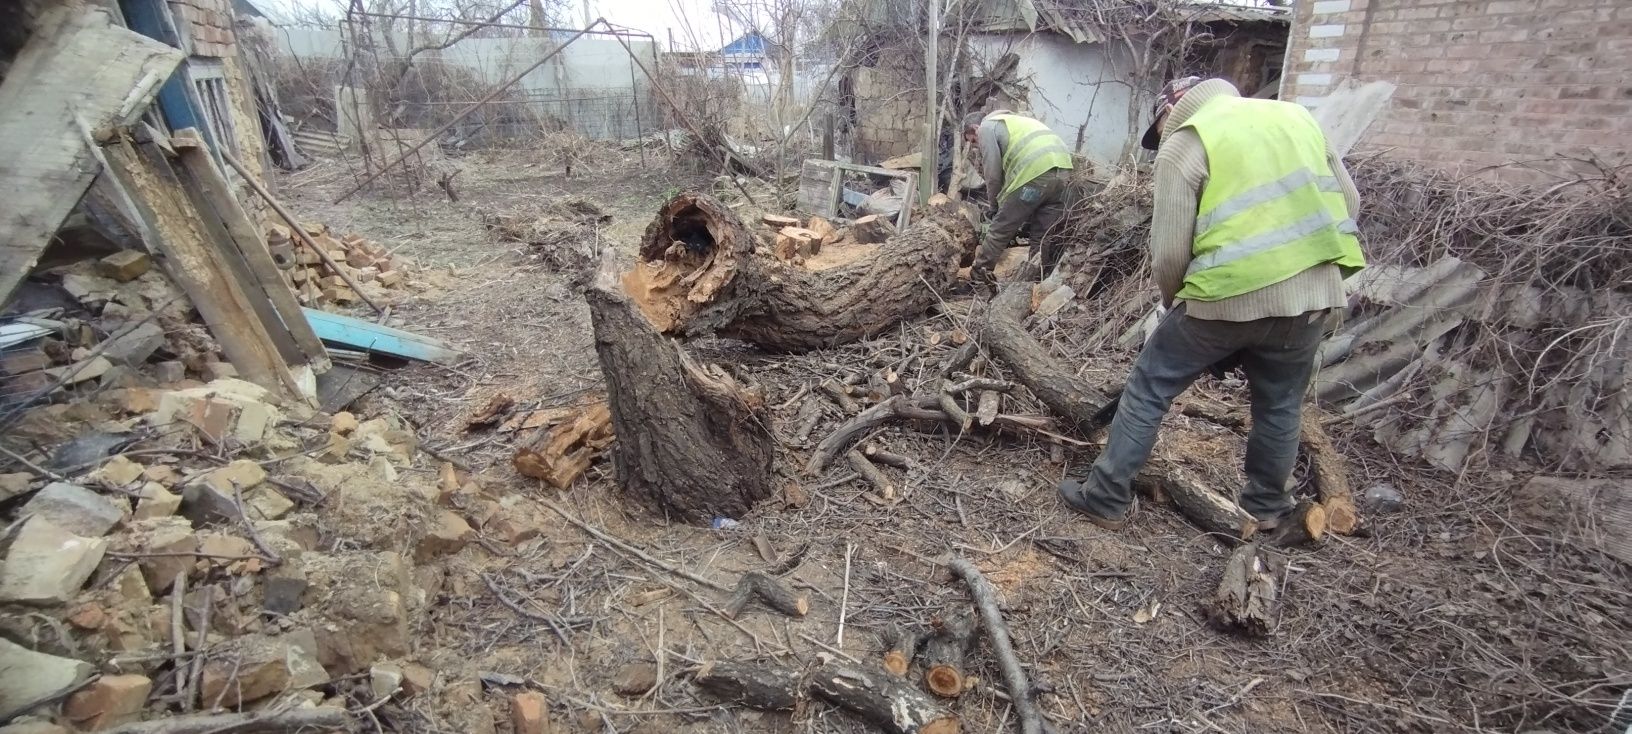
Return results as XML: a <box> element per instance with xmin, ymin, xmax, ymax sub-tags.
<box><xmin>169</xmin><ymin>0</ymin><xmax>236</xmax><ymax>57</ymax></box>
<box><xmin>850</xmin><ymin>51</ymin><xmax>928</xmax><ymax>163</ymax></box>
<box><xmin>1283</xmin><ymin>0</ymin><xmax>1632</xmax><ymax>183</ymax></box>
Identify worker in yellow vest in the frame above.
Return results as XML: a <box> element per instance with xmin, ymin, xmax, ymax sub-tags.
<box><xmin>963</xmin><ymin>111</ymin><xmax>1075</xmax><ymax>283</ymax></box>
<box><xmin>1058</xmin><ymin>77</ymin><xmax>1366</xmax><ymax>540</ymax></box>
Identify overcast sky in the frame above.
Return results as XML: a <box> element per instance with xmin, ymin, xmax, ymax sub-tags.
<box><xmin>252</xmin><ymin>0</ymin><xmax>744</xmax><ymax>50</ymax></box>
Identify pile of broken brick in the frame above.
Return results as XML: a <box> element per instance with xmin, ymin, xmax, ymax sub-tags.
<box><xmin>1</xmin><ymin>368</ymin><xmax>558</xmax><ymax>731</ymax></box>
<box><xmin>269</xmin><ymin>223</ymin><xmax>424</xmax><ymax>308</ymax></box>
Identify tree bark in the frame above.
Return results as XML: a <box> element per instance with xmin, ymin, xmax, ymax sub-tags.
<box><xmin>622</xmin><ymin>192</ymin><xmax>974</xmax><ymax>352</ymax></box>
<box><xmin>725</xmin><ymin>571</ymin><xmax>809</xmax><ymax>619</ymax></box>
<box><xmin>588</xmin><ymin>256</ymin><xmax>776</xmax><ymax>523</ymax></box>
<box><xmin>809</xmin><ymin>662</ymin><xmax>961</xmax><ymax>734</ymax></box>
<box><xmin>1210</xmin><ymin>542</ymin><xmax>1279</xmax><ymax>637</ymax></box>
<box><xmin>693</xmin><ymin>659</ymin><xmax>959</xmax><ymax>734</ymax></box>
<box><xmin>1135</xmin><ymin>459</ymin><xmax>1260</xmax><ymax>540</ymax></box>
<box><xmin>694</xmin><ymin>659</ymin><xmax>804</xmax><ymax>710</ymax></box>
<box><xmin>920</xmin><ymin>612</ymin><xmax>976</xmax><ymax>698</ymax></box>
<box><xmin>1300</xmin><ymin>415</ymin><xmax>1361</xmax><ymax>535</ymax></box>
<box><xmin>978</xmin><ymin>283</ymin><xmax>1115</xmax><ymax>435</ymax></box>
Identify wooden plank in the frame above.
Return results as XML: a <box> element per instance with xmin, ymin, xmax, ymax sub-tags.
<box><xmin>302</xmin><ymin>308</ymin><xmax>462</xmax><ymax>364</ymax></box>
<box><xmin>0</xmin><ymin>6</ymin><xmax>182</xmax><ymax>302</ymax></box>
<box><xmin>171</xmin><ymin>129</ymin><xmax>330</xmax><ymax>372</ymax></box>
<box><xmin>100</xmin><ymin>133</ymin><xmax>303</xmax><ymax>399</ymax></box>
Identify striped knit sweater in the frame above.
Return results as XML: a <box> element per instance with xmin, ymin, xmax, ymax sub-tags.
<box><xmin>1151</xmin><ymin>79</ymin><xmax>1361</xmax><ymax>321</ymax></box>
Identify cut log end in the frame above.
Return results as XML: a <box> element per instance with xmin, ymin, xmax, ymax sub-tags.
<box><xmin>924</xmin><ymin>665</ymin><xmax>964</xmax><ymax>698</ymax></box>
<box><xmin>882</xmin><ymin>650</ymin><xmax>911</xmax><ymax>677</ymax></box>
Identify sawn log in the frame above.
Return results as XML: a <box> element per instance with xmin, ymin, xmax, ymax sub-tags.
<box><xmin>977</xmin><ymin>283</ymin><xmax>1114</xmax><ymax>435</ymax></box>
<box><xmin>694</xmin><ymin>658</ymin><xmax>959</xmax><ymax>733</ymax></box>
<box><xmin>622</xmin><ymin>192</ymin><xmax>974</xmax><ymax>352</ymax></box>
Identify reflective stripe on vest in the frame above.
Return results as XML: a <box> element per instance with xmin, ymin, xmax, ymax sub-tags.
<box><xmin>992</xmin><ymin>114</ymin><xmax>1072</xmax><ymax>200</ymax></box>
<box><xmin>1175</xmin><ymin>96</ymin><xmax>1365</xmax><ymax>302</ymax></box>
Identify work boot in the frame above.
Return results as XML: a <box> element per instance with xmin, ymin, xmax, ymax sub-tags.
<box><xmin>1058</xmin><ymin>472</ymin><xmax>1135</xmax><ymax>531</ymax></box>
<box><xmin>1255</xmin><ymin>501</ymin><xmax>1323</xmax><ymax>548</ymax></box>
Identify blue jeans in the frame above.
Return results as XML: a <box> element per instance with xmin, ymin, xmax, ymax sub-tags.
<box><xmin>1074</xmin><ymin>303</ymin><xmax>1328</xmax><ymax>520</ymax></box>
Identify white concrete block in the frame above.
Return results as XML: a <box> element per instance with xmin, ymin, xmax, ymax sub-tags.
<box><xmin>1295</xmin><ymin>96</ymin><xmax>1326</xmax><ymax>109</ymax></box>
<box><xmin>1313</xmin><ymin>0</ymin><xmax>1351</xmax><ymax>14</ymax></box>
<box><xmin>1310</xmin><ymin>24</ymin><xmax>1346</xmax><ymax>38</ymax></box>
<box><xmin>1305</xmin><ymin>48</ymin><xmax>1342</xmax><ymax>63</ymax></box>
<box><xmin>1299</xmin><ymin>73</ymin><xmax>1335</xmax><ymax>87</ymax></box>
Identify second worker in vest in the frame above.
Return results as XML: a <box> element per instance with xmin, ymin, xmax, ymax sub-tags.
<box><xmin>1057</xmin><ymin>77</ymin><xmax>1367</xmax><ymax>538</ymax></box>
<box><xmin>963</xmin><ymin>111</ymin><xmax>1075</xmax><ymax>285</ymax></box>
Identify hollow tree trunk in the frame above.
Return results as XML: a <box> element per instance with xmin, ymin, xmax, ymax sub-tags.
<box><xmin>588</xmin><ymin>256</ymin><xmax>776</xmax><ymax>523</ymax></box>
<box><xmin>622</xmin><ymin>192</ymin><xmax>974</xmax><ymax>352</ymax></box>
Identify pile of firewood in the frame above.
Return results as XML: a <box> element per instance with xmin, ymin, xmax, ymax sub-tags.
<box><xmin>758</xmin><ymin>212</ymin><xmax>897</xmax><ymax>264</ymax></box>
<box><xmin>266</xmin><ymin>223</ymin><xmax>417</xmax><ymax>307</ymax></box>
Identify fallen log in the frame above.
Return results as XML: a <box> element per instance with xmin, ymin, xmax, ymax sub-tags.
<box><xmin>587</xmin><ymin>254</ymin><xmax>776</xmax><ymax>523</ymax></box>
<box><xmin>847</xmin><ymin>449</ymin><xmax>896</xmax><ymax>500</ymax></box>
<box><xmin>806</xmin><ymin>394</ymin><xmax>1055</xmax><ymax>474</ymax></box>
<box><xmin>879</xmin><ymin>624</ymin><xmax>922</xmax><ymax>677</ymax></box>
<box><xmin>512</xmin><ymin>400</ymin><xmax>614</xmax><ymax>489</ymax></box>
<box><xmin>1300</xmin><ymin>415</ymin><xmax>1361</xmax><ymax>534</ymax></box>
<box><xmin>809</xmin><ymin>662</ymin><xmax>961</xmax><ymax>734</ymax></box>
<box><xmin>726</xmin><ymin>571</ymin><xmax>809</xmax><ymax>619</ymax></box>
<box><xmin>694</xmin><ymin>659</ymin><xmax>959</xmax><ymax>733</ymax></box>
<box><xmin>1135</xmin><ymin>459</ymin><xmax>1259</xmax><ymax>540</ymax></box>
<box><xmin>921</xmin><ymin>612</ymin><xmax>977</xmax><ymax>698</ymax></box>
<box><xmin>622</xmin><ymin>192</ymin><xmax>973</xmax><ymax>352</ymax></box>
<box><xmin>978</xmin><ymin>283</ymin><xmax>1114</xmax><ymax>436</ymax></box>
<box><xmin>694</xmin><ymin>659</ymin><xmax>803</xmax><ymax>710</ymax></box>
<box><xmin>948</xmin><ymin>557</ymin><xmax>1050</xmax><ymax>734</ymax></box>
<box><xmin>1210</xmin><ymin>542</ymin><xmax>1278</xmax><ymax>637</ymax></box>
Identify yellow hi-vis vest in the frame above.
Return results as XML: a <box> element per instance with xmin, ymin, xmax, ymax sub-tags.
<box><xmin>1175</xmin><ymin>96</ymin><xmax>1366</xmax><ymax>302</ymax></box>
<box><xmin>992</xmin><ymin>114</ymin><xmax>1073</xmax><ymax>200</ymax></box>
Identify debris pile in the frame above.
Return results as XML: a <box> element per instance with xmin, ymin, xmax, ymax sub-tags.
<box><xmin>0</xmin><ymin>361</ymin><xmax>556</xmax><ymax>731</ymax></box>
<box><xmin>267</xmin><ymin>222</ymin><xmax>423</xmax><ymax>309</ymax></box>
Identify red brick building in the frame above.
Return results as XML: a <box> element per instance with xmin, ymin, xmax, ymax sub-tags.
<box><xmin>1281</xmin><ymin>0</ymin><xmax>1632</xmax><ymax>183</ymax></box>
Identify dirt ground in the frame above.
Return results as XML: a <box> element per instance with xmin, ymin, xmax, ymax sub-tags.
<box><xmin>274</xmin><ymin>144</ymin><xmax>1631</xmax><ymax>734</ymax></box>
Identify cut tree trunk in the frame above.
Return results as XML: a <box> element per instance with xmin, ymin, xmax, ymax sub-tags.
<box><xmin>1300</xmin><ymin>415</ymin><xmax>1361</xmax><ymax>534</ymax></box>
<box><xmin>850</xmin><ymin>214</ymin><xmax>896</xmax><ymax>244</ymax></box>
<box><xmin>809</xmin><ymin>662</ymin><xmax>960</xmax><ymax>734</ymax></box>
<box><xmin>587</xmin><ymin>255</ymin><xmax>776</xmax><ymax>523</ymax></box>
<box><xmin>622</xmin><ymin>192</ymin><xmax>973</xmax><ymax>352</ymax></box>
<box><xmin>1210</xmin><ymin>543</ymin><xmax>1279</xmax><ymax>636</ymax></box>
<box><xmin>978</xmin><ymin>283</ymin><xmax>1114</xmax><ymax>435</ymax></box>
<box><xmin>920</xmin><ymin>612</ymin><xmax>976</xmax><ymax>698</ymax></box>
<box><xmin>1135</xmin><ymin>459</ymin><xmax>1260</xmax><ymax>540</ymax></box>
<box><xmin>693</xmin><ymin>659</ymin><xmax>958</xmax><ymax>734</ymax></box>
<box><xmin>879</xmin><ymin>624</ymin><xmax>922</xmax><ymax>677</ymax></box>
<box><xmin>694</xmin><ymin>659</ymin><xmax>804</xmax><ymax>710</ymax></box>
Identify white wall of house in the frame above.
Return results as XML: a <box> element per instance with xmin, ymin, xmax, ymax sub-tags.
<box><xmin>967</xmin><ymin>33</ymin><xmax>1154</xmax><ymax>171</ymax></box>
<box><xmin>272</xmin><ymin>28</ymin><xmax>658</xmax><ymax>140</ymax></box>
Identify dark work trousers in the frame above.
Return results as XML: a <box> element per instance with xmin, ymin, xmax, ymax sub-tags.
<box><xmin>975</xmin><ymin>167</ymin><xmax>1074</xmax><ymax>277</ymax></box>
<box><xmin>1069</xmin><ymin>303</ymin><xmax>1329</xmax><ymax>521</ymax></box>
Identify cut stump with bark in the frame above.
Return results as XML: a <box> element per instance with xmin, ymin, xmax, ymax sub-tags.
<box><xmin>588</xmin><ymin>255</ymin><xmax>776</xmax><ymax>523</ymax></box>
<box><xmin>725</xmin><ymin>571</ymin><xmax>809</xmax><ymax>619</ymax></box>
<box><xmin>849</xmin><ymin>214</ymin><xmax>897</xmax><ymax>244</ymax></box>
<box><xmin>622</xmin><ymin>192</ymin><xmax>973</xmax><ymax>352</ymax></box>
<box><xmin>921</xmin><ymin>612</ymin><xmax>977</xmax><ymax>698</ymax></box>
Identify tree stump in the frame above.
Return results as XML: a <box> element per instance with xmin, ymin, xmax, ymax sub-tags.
<box><xmin>587</xmin><ymin>255</ymin><xmax>776</xmax><ymax>523</ymax></box>
<box><xmin>622</xmin><ymin>192</ymin><xmax>974</xmax><ymax>352</ymax></box>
